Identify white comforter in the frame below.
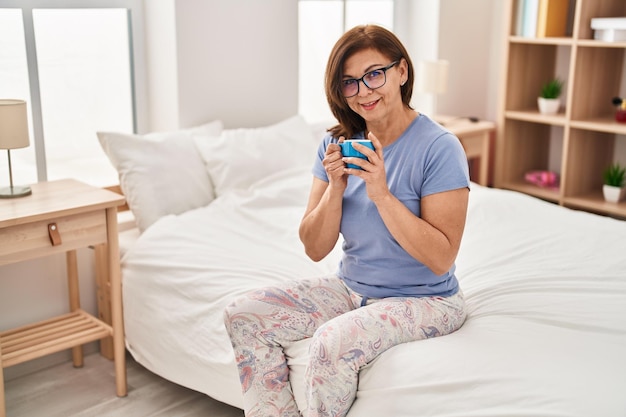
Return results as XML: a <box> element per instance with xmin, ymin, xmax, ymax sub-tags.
<box><xmin>122</xmin><ymin>167</ymin><xmax>626</xmax><ymax>416</ymax></box>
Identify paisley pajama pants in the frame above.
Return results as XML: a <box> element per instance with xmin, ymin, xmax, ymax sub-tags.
<box><xmin>223</xmin><ymin>274</ymin><xmax>466</xmax><ymax>417</ymax></box>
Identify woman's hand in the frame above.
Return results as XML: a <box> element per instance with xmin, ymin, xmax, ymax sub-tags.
<box><xmin>323</xmin><ymin>137</ymin><xmax>348</xmax><ymax>191</ymax></box>
<box><xmin>343</xmin><ymin>131</ymin><xmax>391</xmax><ymax>203</ymax></box>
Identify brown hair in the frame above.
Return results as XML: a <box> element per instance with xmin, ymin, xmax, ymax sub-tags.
<box><xmin>325</xmin><ymin>25</ymin><xmax>414</xmax><ymax>139</ymax></box>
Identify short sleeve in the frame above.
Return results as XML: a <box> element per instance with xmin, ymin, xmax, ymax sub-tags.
<box><xmin>421</xmin><ymin>132</ymin><xmax>470</xmax><ymax>197</ymax></box>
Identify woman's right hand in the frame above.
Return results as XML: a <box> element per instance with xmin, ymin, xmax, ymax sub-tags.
<box><xmin>323</xmin><ymin>137</ymin><xmax>348</xmax><ymax>191</ymax></box>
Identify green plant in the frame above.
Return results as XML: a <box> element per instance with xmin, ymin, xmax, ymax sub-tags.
<box><xmin>540</xmin><ymin>78</ymin><xmax>563</xmax><ymax>99</ymax></box>
<box><xmin>603</xmin><ymin>163</ymin><xmax>626</xmax><ymax>187</ymax></box>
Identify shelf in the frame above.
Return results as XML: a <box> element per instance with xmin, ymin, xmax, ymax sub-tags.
<box><xmin>501</xmin><ymin>182</ymin><xmax>626</xmax><ymax>219</ymax></box>
<box><xmin>570</xmin><ymin>117</ymin><xmax>626</xmax><ymax>135</ymax></box>
<box><xmin>0</xmin><ymin>310</ymin><xmax>112</xmax><ymax>368</ymax></box>
<box><xmin>509</xmin><ymin>36</ymin><xmax>573</xmax><ymax>46</ymax></box>
<box><xmin>505</xmin><ymin>110</ymin><xmax>567</xmax><ymax>126</ymax></box>
<box><xmin>577</xmin><ymin>39</ymin><xmax>626</xmax><ymax>49</ymax></box>
<box><xmin>564</xmin><ymin>191</ymin><xmax>626</xmax><ymax>219</ymax></box>
<box><xmin>497</xmin><ymin>0</ymin><xmax>626</xmax><ymax>220</ymax></box>
<box><xmin>500</xmin><ymin>181</ymin><xmax>561</xmax><ymax>203</ymax></box>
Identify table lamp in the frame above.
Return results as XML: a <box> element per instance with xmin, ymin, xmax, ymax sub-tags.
<box><xmin>0</xmin><ymin>99</ymin><xmax>32</xmax><ymax>198</ymax></box>
<box><xmin>418</xmin><ymin>60</ymin><xmax>449</xmax><ymax>116</ymax></box>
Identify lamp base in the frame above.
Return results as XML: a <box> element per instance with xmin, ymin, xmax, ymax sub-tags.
<box><xmin>0</xmin><ymin>185</ymin><xmax>32</xmax><ymax>198</ymax></box>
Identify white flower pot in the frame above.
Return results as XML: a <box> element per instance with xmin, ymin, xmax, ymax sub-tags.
<box><xmin>602</xmin><ymin>184</ymin><xmax>626</xmax><ymax>203</ymax></box>
<box><xmin>537</xmin><ymin>97</ymin><xmax>560</xmax><ymax>115</ymax></box>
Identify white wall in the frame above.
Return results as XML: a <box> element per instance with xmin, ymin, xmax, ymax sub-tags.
<box><xmin>176</xmin><ymin>0</ymin><xmax>298</xmax><ymax>129</ymax></box>
<box><xmin>437</xmin><ymin>0</ymin><xmax>504</xmax><ymax>122</ymax></box>
<box><xmin>145</xmin><ymin>0</ymin><xmax>299</xmax><ymax>132</ymax></box>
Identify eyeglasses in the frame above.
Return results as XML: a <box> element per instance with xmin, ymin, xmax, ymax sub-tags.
<box><xmin>341</xmin><ymin>61</ymin><xmax>399</xmax><ymax>98</ymax></box>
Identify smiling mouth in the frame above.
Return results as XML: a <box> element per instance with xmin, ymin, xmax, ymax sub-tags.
<box><xmin>360</xmin><ymin>98</ymin><xmax>380</xmax><ymax>109</ymax></box>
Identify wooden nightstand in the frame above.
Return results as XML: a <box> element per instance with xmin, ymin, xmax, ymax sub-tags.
<box><xmin>435</xmin><ymin>115</ymin><xmax>496</xmax><ymax>186</ymax></box>
<box><xmin>0</xmin><ymin>179</ymin><xmax>127</xmax><ymax>417</ymax></box>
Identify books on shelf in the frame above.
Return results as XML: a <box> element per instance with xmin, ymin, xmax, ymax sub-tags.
<box><xmin>520</xmin><ymin>0</ymin><xmax>539</xmax><ymax>37</ymax></box>
<box><xmin>536</xmin><ymin>0</ymin><xmax>569</xmax><ymax>37</ymax></box>
<box><xmin>516</xmin><ymin>0</ymin><xmax>571</xmax><ymax>38</ymax></box>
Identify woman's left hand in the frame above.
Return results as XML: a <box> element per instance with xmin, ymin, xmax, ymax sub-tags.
<box><xmin>344</xmin><ymin>131</ymin><xmax>391</xmax><ymax>203</ymax></box>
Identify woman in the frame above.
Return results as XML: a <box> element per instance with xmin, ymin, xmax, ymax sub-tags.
<box><xmin>224</xmin><ymin>24</ymin><xmax>469</xmax><ymax>417</ymax></box>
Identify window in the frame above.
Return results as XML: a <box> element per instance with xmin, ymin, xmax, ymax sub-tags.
<box><xmin>0</xmin><ymin>0</ymin><xmax>145</xmax><ymax>187</ymax></box>
<box><xmin>298</xmin><ymin>0</ymin><xmax>394</xmax><ymax>124</ymax></box>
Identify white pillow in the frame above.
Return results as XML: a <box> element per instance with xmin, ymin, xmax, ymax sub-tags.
<box><xmin>97</xmin><ymin>120</ymin><xmax>223</xmax><ymax>232</ymax></box>
<box><xmin>194</xmin><ymin>115</ymin><xmax>318</xmax><ymax>196</ymax></box>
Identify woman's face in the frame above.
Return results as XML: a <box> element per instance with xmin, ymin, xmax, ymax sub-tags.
<box><xmin>341</xmin><ymin>48</ymin><xmax>406</xmax><ymax>125</ymax></box>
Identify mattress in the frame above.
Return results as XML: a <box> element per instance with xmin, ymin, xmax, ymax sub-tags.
<box><xmin>121</xmin><ymin>167</ymin><xmax>626</xmax><ymax>416</ymax></box>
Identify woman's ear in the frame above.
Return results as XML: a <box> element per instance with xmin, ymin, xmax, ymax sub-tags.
<box><xmin>399</xmin><ymin>58</ymin><xmax>409</xmax><ymax>85</ymax></box>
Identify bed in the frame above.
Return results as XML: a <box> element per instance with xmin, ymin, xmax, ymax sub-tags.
<box><xmin>98</xmin><ymin>115</ymin><xmax>626</xmax><ymax>416</ymax></box>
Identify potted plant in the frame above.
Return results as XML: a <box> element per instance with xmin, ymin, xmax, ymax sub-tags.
<box><xmin>537</xmin><ymin>78</ymin><xmax>563</xmax><ymax>115</ymax></box>
<box><xmin>602</xmin><ymin>162</ymin><xmax>626</xmax><ymax>203</ymax></box>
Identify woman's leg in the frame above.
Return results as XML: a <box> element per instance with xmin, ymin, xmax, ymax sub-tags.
<box><xmin>224</xmin><ymin>275</ymin><xmax>354</xmax><ymax>417</ymax></box>
<box><xmin>304</xmin><ymin>290</ymin><xmax>467</xmax><ymax>417</ymax></box>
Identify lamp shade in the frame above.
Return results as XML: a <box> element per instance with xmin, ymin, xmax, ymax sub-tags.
<box><xmin>418</xmin><ymin>60</ymin><xmax>449</xmax><ymax>95</ymax></box>
<box><xmin>0</xmin><ymin>99</ymin><xmax>30</xmax><ymax>150</ymax></box>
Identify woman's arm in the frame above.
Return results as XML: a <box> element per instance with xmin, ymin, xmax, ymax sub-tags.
<box><xmin>299</xmin><ymin>178</ymin><xmax>343</xmax><ymax>261</ymax></box>
<box><xmin>373</xmin><ymin>188</ymin><xmax>469</xmax><ymax>276</ymax></box>
<box><xmin>299</xmin><ymin>142</ymin><xmax>347</xmax><ymax>262</ymax></box>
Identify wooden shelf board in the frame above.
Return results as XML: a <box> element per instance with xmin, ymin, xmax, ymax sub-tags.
<box><xmin>0</xmin><ymin>310</ymin><xmax>112</xmax><ymax>368</ymax></box>
<box><xmin>509</xmin><ymin>36</ymin><xmax>573</xmax><ymax>46</ymax></box>
<box><xmin>500</xmin><ymin>181</ymin><xmax>561</xmax><ymax>203</ymax></box>
<box><xmin>510</xmin><ymin>38</ymin><xmax>626</xmax><ymax>49</ymax></box>
<box><xmin>570</xmin><ymin>117</ymin><xmax>626</xmax><ymax>135</ymax></box>
<box><xmin>505</xmin><ymin>110</ymin><xmax>567</xmax><ymax>126</ymax></box>
<box><xmin>564</xmin><ymin>192</ymin><xmax>626</xmax><ymax>219</ymax></box>
<box><xmin>577</xmin><ymin>39</ymin><xmax>626</xmax><ymax>49</ymax></box>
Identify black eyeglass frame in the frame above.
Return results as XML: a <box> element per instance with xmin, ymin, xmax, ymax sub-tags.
<box><xmin>340</xmin><ymin>61</ymin><xmax>400</xmax><ymax>98</ymax></box>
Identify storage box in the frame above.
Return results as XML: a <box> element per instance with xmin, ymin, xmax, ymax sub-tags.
<box><xmin>591</xmin><ymin>17</ymin><xmax>626</xmax><ymax>42</ymax></box>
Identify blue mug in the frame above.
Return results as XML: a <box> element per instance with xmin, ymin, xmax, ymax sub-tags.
<box><xmin>339</xmin><ymin>140</ymin><xmax>374</xmax><ymax>169</ymax></box>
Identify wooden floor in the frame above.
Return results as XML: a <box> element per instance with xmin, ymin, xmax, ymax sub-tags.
<box><xmin>4</xmin><ymin>353</ymin><xmax>244</xmax><ymax>417</ymax></box>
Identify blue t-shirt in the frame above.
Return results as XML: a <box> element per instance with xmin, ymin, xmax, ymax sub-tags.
<box><xmin>312</xmin><ymin>114</ymin><xmax>470</xmax><ymax>298</ymax></box>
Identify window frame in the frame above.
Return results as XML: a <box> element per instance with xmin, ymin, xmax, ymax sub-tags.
<box><xmin>0</xmin><ymin>0</ymin><xmax>147</xmax><ymax>182</ymax></box>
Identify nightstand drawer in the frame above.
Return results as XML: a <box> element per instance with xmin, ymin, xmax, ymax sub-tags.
<box><xmin>0</xmin><ymin>210</ymin><xmax>107</xmax><ymax>265</ymax></box>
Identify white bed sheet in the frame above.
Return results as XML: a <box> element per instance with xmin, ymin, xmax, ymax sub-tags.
<box><xmin>122</xmin><ymin>168</ymin><xmax>626</xmax><ymax>416</ymax></box>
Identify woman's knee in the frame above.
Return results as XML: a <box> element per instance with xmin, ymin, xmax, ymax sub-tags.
<box><xmin>309</xmin><ymin>322</ymin><xmax>366</xmax><ymax>372</ymax></box>
<box><xmin>223</xmin><ymin>290</ymin><xmax>264</xmax><ymax>336</ymax></box>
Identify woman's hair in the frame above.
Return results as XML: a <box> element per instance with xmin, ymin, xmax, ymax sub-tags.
<box><xmin>325</xmin><ymin>25</ymin><xmax>414</xmax><ymax>139</ymax></box>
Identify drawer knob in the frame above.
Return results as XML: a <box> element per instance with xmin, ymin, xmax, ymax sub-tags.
<box><xmin>48</xmin><ymin>222</ymin><xmax>62</xmax><ymax>246</ymax></box>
